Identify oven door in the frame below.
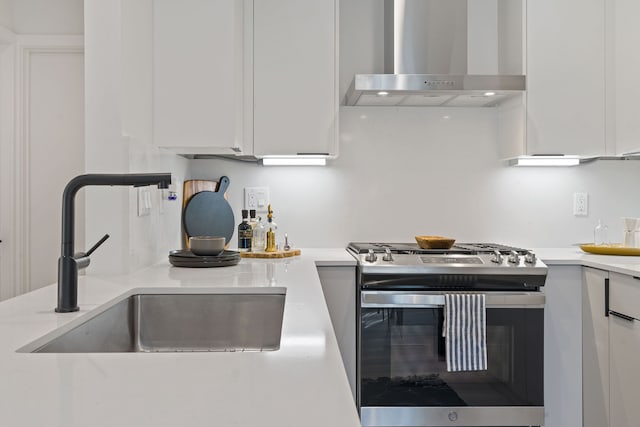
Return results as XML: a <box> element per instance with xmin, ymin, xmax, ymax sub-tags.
<box><xmin>358</xmin><ymin>291</ymin><xmax>544</xmax><ymax>427</ymax></box>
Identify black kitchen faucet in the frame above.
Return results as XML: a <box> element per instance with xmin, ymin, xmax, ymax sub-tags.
<box><xmin>56</xmin><ymin>173</ymin><xmax>172</xmax><ymax>313</ymax></box>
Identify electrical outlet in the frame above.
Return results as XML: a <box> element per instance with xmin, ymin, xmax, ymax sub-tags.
<box><xmin>244</xmin><ymin>187</ymin><xmax>270</xmax><ymax>212</ymax></box>
<box><xmin>573</xmin><ymin>192</ymin><xmax>588</xmax><ymax>216</ymax></box>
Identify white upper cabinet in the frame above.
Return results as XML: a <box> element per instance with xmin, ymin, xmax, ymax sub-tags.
<box><xmin>609</xmin><ymin>0</ymin><xmax>640</xmax><ymax>155</ymax></box>
<box><xmin>525</xmin><ymin>0</ymin><xmax>607</xmax><ymax>156</ymax></box>
<box><xmin>252</xmin><ymin>0</ymin><xmax>338</xmax><ymax>157</ymax></box>
<box><xmin>152</xmin><ymin>0</ymin><xmax>338</xmax><ymax>158</ymax></box>
<box><xmin>152</xmin><ymin>0</ymin><xmax>250</xmax><ymax>155</ymax></box>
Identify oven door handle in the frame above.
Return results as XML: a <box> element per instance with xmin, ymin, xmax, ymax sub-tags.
<box><xmin>361</xmin><ymin>291</ymin><xmax>545</xmax><ymax>308</ymax></box>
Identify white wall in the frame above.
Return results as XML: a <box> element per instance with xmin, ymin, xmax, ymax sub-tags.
<box><xmin>0</xmin><ymin>0</ymin><xmax>85</xmax><ymax>297</ymax></box>
<box><xmin>0</xmin><ymin>24</ymin><xmax>15</xmax><ymax>300</ymax></box>
<box><xmin>191</xmin><ymin>107</ymin><xmax>640</xmax><ymax>249</ymax></box>
<box><xmin>27</xmin><ymin>48</ymin><xmax>85</xmax><ymax>289</ymax></box>
<box><xmin>84</xmin><ymin>0</ymin><xmax>187</xmax><ymax>276</ymax></box>
<box><xmin>12</xmin><ymin>0</ymin><xmax>83</xmax><ymax>34</ymax></box>
<box><xmin>0</xmin><ymin>0</ymin><xmax>83</xmax><ymax>34</ymax></box>
<box><xmin>0</xmin><ymin>0</ymin><xmax>13</xmax><ymax>30</ymax></box>
<box><xmin>79</xmin><ymin>0</ymin><xmax>640</xmax><ymax>266</ymax></box>
<box><xmin>188</xmin><ymin>0</ymin><xmax>640</xmax><ymax>249</ymax></box>
<box><xmin>122</xmin><ymin>0</ymin><xmax>188</xmax><ymax>271</ymax></box>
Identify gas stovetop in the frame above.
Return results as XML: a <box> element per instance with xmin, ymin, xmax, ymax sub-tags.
<box><xmin>347</xmin><ymin>242</ymin><xmax>530</xmax><ymax>255</ymax></box>
<box><xmin>347</xmin><ymin>242</ymin><xmax>547</xmax><ymax>279</ymax></box>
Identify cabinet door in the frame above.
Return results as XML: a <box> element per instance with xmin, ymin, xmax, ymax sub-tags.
<box><xmin>609</xmin><ymin>272</ymin><xmax>640</xmax><ymax>427</ymax></box>
<box><xmin>609</xmin><ymin>313</ymin><xmax>640</xmax><ymax>427</ymax></box>
<box><xmin>253</xmin><ymin>0</ymin><xmax>337</xmax><ymax>157</ymax></box>
<box><xmin>153</xmin><ymin>0</ymin><xmax>248</xmax><ymax>155</ymax></box>
<box><xmin>526</xmin><ymin>0</ymin><xmax>606</xmax><ymax>156</ymax></box>
<box><xmin>544</xmin><ymin>266</ymin><xmax>583</xmax><ymax>427</ymax></box>
<box><xmin>317</xmin><ymin>266</ymin><xmax>356</xmax><ymax>401</ymax></box>
<box><xmin>582</xmin><ymin>267</ymin><xmax>609</xmax><ymax>427</ymax></box>
<box><xmin>611</xmin><ymin>0</ymin><xmax>640</xmax><ymax>155</ymax></box>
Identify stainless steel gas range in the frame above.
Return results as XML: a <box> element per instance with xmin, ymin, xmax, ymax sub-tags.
<box><xmin>347</xmin><ymin>242</ymin><xmax>548</xmax><ymax>427</ymax></box>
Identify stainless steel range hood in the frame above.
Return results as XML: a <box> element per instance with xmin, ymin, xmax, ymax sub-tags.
<box><xmin>345</xmin><ymin>0</ymin><xmax>526</xmax><ymax>107</ymax></box>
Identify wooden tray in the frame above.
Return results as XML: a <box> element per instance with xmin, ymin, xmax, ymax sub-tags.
<box><xmin>240</xmin><ymin>249</ymin><xmax>301</xmax><ymax>258</ymax></box>
<box><xmin>579</xmin><ymin>243</ymin><xmax>640</xmax><ymax>256</ymax></box>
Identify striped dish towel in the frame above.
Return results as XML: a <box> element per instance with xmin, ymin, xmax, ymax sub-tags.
<box><xmin>443</xmin><ymin>293</ymin><xmax>487</xmax><ymax>372</ymax></box>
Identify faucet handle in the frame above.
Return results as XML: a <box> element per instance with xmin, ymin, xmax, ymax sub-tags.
<box><xmin>74</xmin><ymin>234</ymin><xmax>110</xmax><ymax>271</ymax></box>
<box><xmin>85</xmin><ymin>234</ymin><xmax>110</xmax><ymax>256</ymax></box>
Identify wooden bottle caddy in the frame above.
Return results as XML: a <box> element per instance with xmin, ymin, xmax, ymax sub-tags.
<box><xmin>239</xmin><ymin>249</ymin><xmax>301</xmax><ymax>258</ymax></box>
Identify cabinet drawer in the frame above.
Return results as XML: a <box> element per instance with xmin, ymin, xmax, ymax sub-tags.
<box><xmin>609</xmin><ymin>272</ymin><xmax>640</xmax><ymax>319</ymax></box>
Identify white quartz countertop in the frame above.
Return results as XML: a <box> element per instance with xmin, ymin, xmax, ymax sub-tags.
<box><xmin>4</xmin><ymin>245</ymin><xmax>640</xmax><ymax>426</ymax></box>
<box><xmin>535</xmin><ymin>247</ymin><xmax>640</xmax><ymax>276</ymax></box>
<box><xmin>0</xmin><ymin>248</ymin><xmax>359</xmax><ymax>427</ymax></box>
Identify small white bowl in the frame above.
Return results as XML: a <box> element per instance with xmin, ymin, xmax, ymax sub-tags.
<box><xmin>189</xmin><ymin>236</ymin><xmax>225</xmax><ymax>256</ymax></box>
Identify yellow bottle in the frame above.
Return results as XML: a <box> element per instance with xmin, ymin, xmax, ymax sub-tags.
<box><xmin>265</xmin><ymin>204</ymin><xmax>278</xmax><ymax>252</ymax></box>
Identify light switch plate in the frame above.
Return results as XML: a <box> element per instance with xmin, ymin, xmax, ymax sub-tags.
<box><xmin>244</xmin><ymin>187</ymin><xmax>269</xmax><ymax>212</ymax></box>
<box><xmin>137</xmin><ymin>187</ymin><xmax>152</xmax><ymax>217</ymax></box>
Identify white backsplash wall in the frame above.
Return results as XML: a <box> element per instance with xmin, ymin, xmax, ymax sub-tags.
<box><xmin>190</xmin><ymin>107</ymin><xmax>640</xmax><ymax>249</ymax></box>
<box><xmin>188</xmin><ymin>0</ymin><xmax>640</xmax><ymax>250</ymax></box>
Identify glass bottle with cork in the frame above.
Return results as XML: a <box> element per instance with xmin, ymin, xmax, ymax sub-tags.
<box><xmin>249</xmin><ymin>209</ymin><xmax>265</xmax><ymax>252</ymax></box>
<box><xmin>237</xmin><ymin>209</ymin><xmax>253</xmax><ymax>252</ymax></box>
<box><xmin>265</xmin><ymin>204</ymin><xmax>278</xmax><ymax>252</ymax></box>
<box><xmin>252</xmin><ymin>215</ymin><xmax>266</xmax><ymax>252</ymax></box>
<box><xmin>249</xmin><ymin>209</ymin><xmax>258</xmax><ymax>230</ymax></box>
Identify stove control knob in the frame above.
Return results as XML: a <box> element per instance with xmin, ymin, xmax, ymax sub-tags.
<box><xmin>491</xmin><ymin>250</ymin><xmax>503</xmax><ymax>264</ymax></box>
<box><xmin>508</xmin><ymin>250</ymin><xmax>521</xmax><ymax>264</ymax></box>
<box><xmin>383</xmin><ymin>248</ymin><xmax>394</xmax><ymax>262</ymax></box>
<box><xmin>525</xmin><ymin>251</ymin><xmax>537</xmax><ymax>265</ymax></box>
<box><xmin>365</xmin><ymin>249</ymin><xmax>377</xmax><ymax>263</ymax></box>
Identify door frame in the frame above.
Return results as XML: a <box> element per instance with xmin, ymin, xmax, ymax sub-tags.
<box><xmin>0</xmin><ymin>32</ymin><xmax>84</xmax><ymax>299</ymax></box>
<box><xmin>0</xmin><ymin>25</ymin><xmax>17</xmax><ymax>300</ymax></box>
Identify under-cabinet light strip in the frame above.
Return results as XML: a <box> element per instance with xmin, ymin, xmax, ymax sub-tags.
<box><xmin>511</xmin><ymin>157</ymin><xmax>580</xmax><ymax>167</ymax></box>
<box><xmin>262</xmin><ymin>157</ymin><xmax>327</xmax><ymax>166</ymax></box>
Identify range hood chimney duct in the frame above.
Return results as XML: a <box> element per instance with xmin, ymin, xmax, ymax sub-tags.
<box><xmin>346</xmin><ymin>0</ymin><xmax>525</xmax><ymax>107</ymax></box>
<box><xmin>385</xmin><ymin>0</ymin><xmax>468</xmax><ymax>75</ymax></box>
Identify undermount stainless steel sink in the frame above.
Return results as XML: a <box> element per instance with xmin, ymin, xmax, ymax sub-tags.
<box><xmin>18</xmin><ymin>288</ymin><xmax>286</xmax><ymax>353</ymax></box>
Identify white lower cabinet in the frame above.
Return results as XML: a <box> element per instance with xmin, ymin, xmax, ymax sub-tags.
<box><xmin>543</xmin><ymin>266</ymin><xmax>583</xmax><ymax>427</ymax></box>
<box><xmin>582</xmin><ymin>267</ymin><xmax>609</xmax><ymax>427</ymax></box>
<box><xmin>582</xmin><ymin>270</ymin><xmax>640</xmax><ymax>427</ymax></box>
<box><xmin>314</xmin><ymin>264</ymin><xmax>640</xmax><ymax>426</ymax></box>
<box><xmin>609</xmin><ymin>272</ymin><xmax>640</xmax><ymax>427</ymax></box>
<box><xmin>609</xmin><ymin>313</ymin><xmax>640</xmax><ymax>427</ymax></box>
<box><xmin>316</xmin><ymin>266</ymin><xmax>356</xmax><ymax>401</ymax></box>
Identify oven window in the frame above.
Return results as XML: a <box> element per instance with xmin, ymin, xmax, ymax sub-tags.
<box><xmin>359</xmin><ymin>307</ymin><xmax>543</xmax><ymax>407</ymax></box>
